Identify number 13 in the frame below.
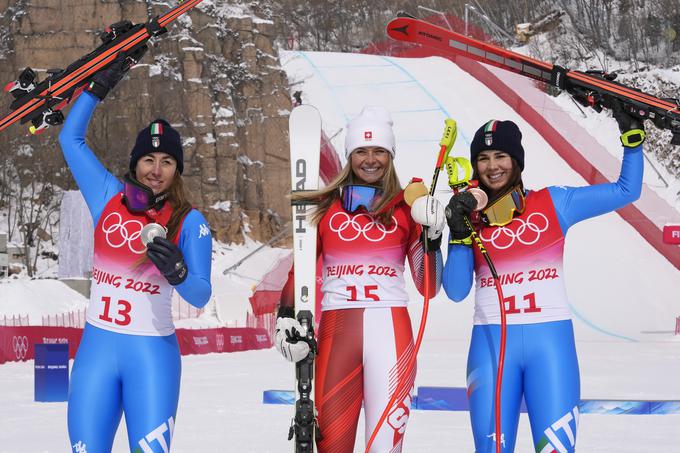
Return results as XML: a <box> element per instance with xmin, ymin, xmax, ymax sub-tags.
<box><xmin>98</xmin><ymin>296</ymin><xmax>132</xmax><ymax>326</ymax></box>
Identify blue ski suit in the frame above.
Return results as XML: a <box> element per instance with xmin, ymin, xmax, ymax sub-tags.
<box><xmin>443</xmin><ymin>144</ymin><xmax>643</xmax><ymax>452</ymax></box>
<box><xmin>60</xmin><ymin>92</ymin><xmax>212</xmax><ymax>453</ymax></box>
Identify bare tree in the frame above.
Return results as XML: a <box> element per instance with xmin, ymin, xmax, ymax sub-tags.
<box><xmin>8</xmin><ymin>147</ymin><xmax>63</xmax><ymax>277</ymax></box>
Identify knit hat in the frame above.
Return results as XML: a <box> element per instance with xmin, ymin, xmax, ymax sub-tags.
<box><xmin>130</xmin><ymin>119</ymin><xmax>184</xmax><ymax>174</ymax></box>
<box><xmin>470</xmin><ymin>120</ymin><xmax>524</xmax><ymax>171</ymax></box>
<box><xmin>344</xmin><ymin>106</ymin><xmax>396</xmax><ymax>159</ymax></box>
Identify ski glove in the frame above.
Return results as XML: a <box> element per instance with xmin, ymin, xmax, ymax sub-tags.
<box><xmin>445</xmin><ymin>191</ymin><xmax>478</xmax><ymax>244</ymax></box>
<box><xmin>610</xmin><ymin>97</ymin><xmax>646</xmax><ymax>148</ymax></box>
<box><xmin>410</xmin><ymin>195</ymin><xmax>446</xmax><ymax>251</ymax></box>
<box><xmin>146</xmin><ymin>237</ymin><xmax>188</xmax><ymax>286</ymax></box>
<box><xmin>86</xmin><ymin>47</ymin><xmax>146</xmax><ymax>100</ymax></box>
<box><xmin>274</xmin><ymin>315</ymin><xmax>311</xmax><ymax>363</ymax></box>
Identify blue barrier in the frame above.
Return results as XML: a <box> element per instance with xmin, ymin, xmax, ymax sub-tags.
<box><xmin>263</xmin><ymin>387</ymin><xmax>680</xmax><ymax>415</ymax></box>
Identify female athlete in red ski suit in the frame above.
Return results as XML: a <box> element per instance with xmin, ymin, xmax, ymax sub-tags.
<box><xmin>276</xmin><ymin>106</ymin><xmax>444</xmax><ymax>452</ymax></box>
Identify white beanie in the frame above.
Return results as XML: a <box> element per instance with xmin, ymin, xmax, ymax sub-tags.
<box><xmin>344</xmin><ymin>106</ymin><xmax>396</xmax><ymax>159</ymax></box>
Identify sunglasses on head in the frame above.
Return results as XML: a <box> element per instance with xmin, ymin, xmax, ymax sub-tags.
<box><xmin>481</xmin><ymin>185</ymin><xmax>526</xmax><ymax>227</ymax></box>
<box><xmin>340</xmin><ymin>184</ymin><xmax>383</xmax><ymax>213</ymax></box>
<box><xmin>122</xmin><ymin>174</ymin><xmax>169</xmax><ymax>213</ymax></box>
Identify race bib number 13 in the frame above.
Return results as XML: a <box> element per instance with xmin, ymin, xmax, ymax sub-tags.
<box><xmin>98</xmin><ymin>296</ymin><xmax>132</xmax><ymax>326</ymax></box>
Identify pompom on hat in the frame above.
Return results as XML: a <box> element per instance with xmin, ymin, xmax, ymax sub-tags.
<box><xmin>344</xmin><ymin>106</ymin><xmax>396</xmax><ymax>159</ymax></box>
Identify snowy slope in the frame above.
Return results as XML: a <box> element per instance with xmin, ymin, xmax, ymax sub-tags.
<box><xmin>1</xmin><ymin>50</ymin><xmax>679</xmax><ymax>453</ymax></box>
<box><xmin>281</xmin><ymin>50</ymin><xmax>680</xmax><ymax>344</ymax></box>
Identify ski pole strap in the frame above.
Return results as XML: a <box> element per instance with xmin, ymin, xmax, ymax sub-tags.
<box><xmin>445</xmin><ymin>156</ymin><xmax>472</xmax><ymax>188</ymax></box>
<box><xmin>620</xmin><ymin>128</ymin><xmax>646</xmax><ymax>148</ymax></box>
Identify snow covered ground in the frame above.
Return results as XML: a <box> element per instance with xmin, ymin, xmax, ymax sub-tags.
<box><xmin>1</xmin><ymin>50</ymin><xmax>679</xmax><ymax>452</ymax></box>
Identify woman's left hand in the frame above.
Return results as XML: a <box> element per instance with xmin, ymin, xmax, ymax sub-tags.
<box><xmin>147</xmin><ymin>237</ymin><xmax>188</xmax><ymax>285</ymax></box>
<box><xmin>411</xmin><ymin>195</ymin><xmax>446</xmax><ymax>240</ymax></box>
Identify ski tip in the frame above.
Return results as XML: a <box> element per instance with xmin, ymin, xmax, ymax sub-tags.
<box><xmin>290</xmin><ymin>104</ymin><xmax>321</xmax><ymax>119</ymax></box>
<box><xmin>386</xmin><ymin>17</ymin><xmax>412</xmax><ymax>40</ymax></box>
<box><xmin>292</xmin><ymin>104</ymin><xmax>320</xmax><ymax>112</ymax></box>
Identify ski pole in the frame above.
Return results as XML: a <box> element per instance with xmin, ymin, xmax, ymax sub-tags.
<box><xmin>464</xmin><ymin>217</ymin><xmax>507</xmax><ymax>453</ymax></box>
<box><xmin>364</xmin><ymin>119</ymin><xmax>457</xmax><ymax>453</ymax></box>
<box><xmin>448</xmin><ymin>158</ymin><xmax>506</xmax><ymax>453</ymax></box>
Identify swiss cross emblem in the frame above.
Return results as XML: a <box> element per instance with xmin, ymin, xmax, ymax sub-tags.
<box><xmin>364</xmin><ymin>131</ymin><xmax>373</xmax><ymax>141</ymax></box>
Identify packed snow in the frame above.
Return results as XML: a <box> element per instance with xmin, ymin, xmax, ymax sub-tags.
<box><xmin>1</xmin><ymin>50</ymin><xmax>679</xmax><ymax>452</ymax></box>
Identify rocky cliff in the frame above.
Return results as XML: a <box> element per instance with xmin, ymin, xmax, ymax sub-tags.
<box><xmin>0</xmin><ymin>0</ymin><xmax>292</xmax><ymax>243</ymax></box>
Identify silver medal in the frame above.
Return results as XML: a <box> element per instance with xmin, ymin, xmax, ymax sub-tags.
<box><xmin>140</xmin><ymin>223</ymin><xmax>167</xmax><ymax>246</ymax></box>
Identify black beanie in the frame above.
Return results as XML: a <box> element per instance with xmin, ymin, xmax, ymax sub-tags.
<box><xmin>470</xmin><ymin>120</ymin><xmax>524</xmax><ymax>171</ymax></box>
<box><xmin>130</xmin><ymin>119</ymin><xmax>184</xmax><ymax>174</ymax></box>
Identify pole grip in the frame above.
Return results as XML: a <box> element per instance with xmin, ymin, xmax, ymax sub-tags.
<box><xmin>436</xmin><ymin>118</ymin><xmax>457</xmax><ymax>169</ymax></box>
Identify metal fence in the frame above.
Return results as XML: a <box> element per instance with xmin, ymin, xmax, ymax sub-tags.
<box><xmin>42</xmin><ymin>309</ymin><xmax>86</xmax><ymax>328</ymax></box>
<box><xmin>0</xmin><ymin>314</ymin><xmax>29</xmax><ymax>326</ymax></box>
<box><xmin>246</xmin><ymin>311</ymin><xmax>276</xmax><ymax>346</ymax></box>
<box><xmin>172</xmin><ymin>294</ymin><xmax>205</xmax><ymax>321</ymax></box>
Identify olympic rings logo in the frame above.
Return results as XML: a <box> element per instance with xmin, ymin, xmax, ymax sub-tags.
<box><xmin>479</xmin><ymin>213</ymin><xmax>549</xmax><ymax>249</ymax></box>
<box><xmin>329</xmin><ymin>212</ymin><xmax>398</xmax><ymax>242</ymax></box>
<box><xmin>101</xmin><ymin>212</ymin><xmax>146</xmax><ymax>254</ymax></box>
<box><xmin>12</xmin><ymin>335</ymin><xmax>29</xmax><ymax>360</ymax></box>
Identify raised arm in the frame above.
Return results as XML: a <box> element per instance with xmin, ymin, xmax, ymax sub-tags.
<box><xmin>58</xmin><ymin>92</ymin><xmax>123</xmax><ymax>224</ymax></box>
<box><xmin>550</xmin><ymin>144</ymin><xmax>643</xmax><ymax>234</ymax></box>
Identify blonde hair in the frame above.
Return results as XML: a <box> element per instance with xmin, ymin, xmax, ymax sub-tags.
<box><xmin>292</xmin><ymin>154</ymin><xmax>402</xmax><ymax>226</ymax></box>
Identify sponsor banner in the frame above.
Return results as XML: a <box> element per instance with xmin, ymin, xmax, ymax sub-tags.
<box><xmin>262</xmin><ymin>387</ymin><xmax>680</xmax><ymax>415</ymax></box>
<box><xmin>0</xmin><ymin>326</ymin><xmax>82</xmax><ymax>364</ymax></box>
<box><xmin>663</xmin><ymin>225</ymin><xmax>680</xmax><ymax>244</ymax></box>
<box><xmin>34</xmin><ymin>343</ymin><xmax>69</xmax><ymax>402</ymax></box>
<box><xmin>1</xmin><ymin>326</ymin><xmax>272</xmax><ymax>364</ymax></box>
<box><xmin>176</xmin><ymin>327</ymin><xmax>271</xmax><ymax>355</ymax></box>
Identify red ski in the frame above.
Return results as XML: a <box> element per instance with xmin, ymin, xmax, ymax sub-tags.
<box><xmin>387</xmin><ymin>14</ymin><xmax>680</xmax><ymax>145</ymax></box>
<box><xmin>1</xmin><ymin>0</ymin><xmax>203</xmax><ymax>135</ymax></box>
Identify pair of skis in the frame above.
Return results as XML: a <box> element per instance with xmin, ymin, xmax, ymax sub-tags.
<box><xmin>288</xmin><ymin>105</ymin><xmax>321</xmax><ymax>452</ymax></box>
<box><xmin>1</xmin><ymin>0</ymin><xmax>203</xmax><ymax>135</ymax></box>
<box><xmin>386</xmin><ymin>13</ymin><xmax>680</xmax><ymax>145</ymax></box>
<box><xmin>286</xmin><ymin>109</ymin><xmax>455</xmax><ymax>452</ymax></box>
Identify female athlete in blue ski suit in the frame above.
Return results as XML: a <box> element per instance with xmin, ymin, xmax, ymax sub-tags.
<box><xmin>443</xmin><ymin>113</ymin><xmax>644</xmax><ymax>452</ymax></box>
<box><xmin>60</xmin><ymin>61</ymin><xmax>212</xmax><ymax>453</ymax></box>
